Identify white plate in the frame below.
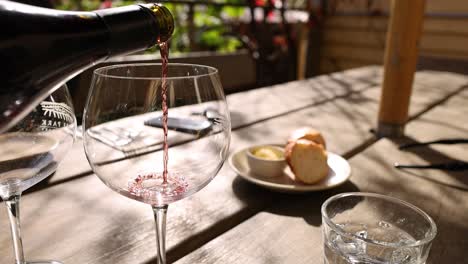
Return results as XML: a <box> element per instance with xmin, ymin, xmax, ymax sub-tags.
<box><xmin>228</xmin><ymin>146</ymin><xmax>351</xmax><ymax>193</ymax></box>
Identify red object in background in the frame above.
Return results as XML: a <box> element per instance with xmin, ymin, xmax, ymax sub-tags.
<box><xmin>267</xmin><ymin>0</ymin><xmax>275</xmax><ymax>18</ymax></box>
<box><xmin>273</xmin><ymin>35</ymin><xmax>286</xmax><ymax>47</ymax></box>
<box><xmin>267</xmin><ymin>11</ymin><xmax>274</xmax><ymax>19</ymax></box>
<box><xmin>100</xmin><ymin>0</ymin><xmax>112</xmax><ymax>9</ymax></box>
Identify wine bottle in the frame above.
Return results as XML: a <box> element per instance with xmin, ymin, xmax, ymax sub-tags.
<box><xmin>0</xmin><ymin>0</ymin><xmax>174</xmax><ymax>133</ymax></box>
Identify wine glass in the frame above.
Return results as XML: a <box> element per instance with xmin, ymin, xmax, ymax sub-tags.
<box><xmin>0</xmin><ymin>85</ymin><xmax>76</xmax><ymax>264</ymax></box>
<box><xmin>83</xmin><ymin>63</ymin><xmax>231</xmax><ymax>263</ymax></box>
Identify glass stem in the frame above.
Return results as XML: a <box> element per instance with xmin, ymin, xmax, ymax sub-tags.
<box><xmin>5</xmin><ymin>194</ymin><xmax>25</xmax><ymax>264</ymax></box>
<box><xmin>152</xmin><ymin>204</ymin><xmax>168</xmax><ymax>264</ymax></box>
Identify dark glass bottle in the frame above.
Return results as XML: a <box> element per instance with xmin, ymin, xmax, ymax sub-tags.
<box><xmin>0</xmin><ymin>0</ymin><xmax>174</xmax><ymax>132</ymax></box>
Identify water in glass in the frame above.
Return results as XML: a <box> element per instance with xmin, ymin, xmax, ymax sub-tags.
<box><xmin>324</xmin><ymin>223</ymin><xmax>423</xmax><ymax>264</ymax></box>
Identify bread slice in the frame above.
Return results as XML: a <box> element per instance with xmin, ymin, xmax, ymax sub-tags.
<box><xmin>285</xmin><ymin>139</ymin><xmax>328</xmax><ymax>184</ymax></box>
<box><xmin>288</xmin><ymin>127</ymin><xmax>326</xmax><ymax>149</ymax></box>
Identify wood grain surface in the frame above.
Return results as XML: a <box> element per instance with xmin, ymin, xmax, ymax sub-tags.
<box><xmin>0</xmin><ymin>90</ymin><xmax>380</xmax><ymax>264</ymax></box>
<box><xmin>1</xmin><ymin>67</ymin><xmax>466</xmax><ymax>264</ymax></box>
<box><xmin>177</xmin><ymin>85</ymin><xmax>468</xmax><ymax>264</ymax></box>
<box><xmin>41</xmin><ymin>66</ymin><xmax>382</xmax><ymax>187</ymax></box>
<box><xmin>321</xmin><ymin>2</ymin><xmax>468</xmax><ymax>74</ymax></box>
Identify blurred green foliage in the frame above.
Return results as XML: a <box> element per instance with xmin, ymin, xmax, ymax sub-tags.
<box><xmin>54</xmin><ymin>0</ymin><xmax>244</xmax><ymax>54</ymax></box>
<box><xmin>54</xmin><ymin>0</ymin><xmax>99</xmax><ymax>10</ymax></box>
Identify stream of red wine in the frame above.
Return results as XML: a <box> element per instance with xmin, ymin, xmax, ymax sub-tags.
<box><xmin>127</xmin><ymin>41</ymin><xmax>189</xmax><ymax>204</ymax></box>
<box><xmin>160</xmin><ymin>42</ymin><xmax>169</xmax><ymax>183</ymax></box>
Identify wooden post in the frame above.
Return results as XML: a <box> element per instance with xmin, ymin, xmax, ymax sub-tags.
<box><xmin>297</xmin><ymin>23</ymin><xmax>309</xmax><ymax>80</ymax></box>
<box><xmin>377</xmin><ymin>0</ymin><xmax>426</xmax><ymax>137</ymax></box>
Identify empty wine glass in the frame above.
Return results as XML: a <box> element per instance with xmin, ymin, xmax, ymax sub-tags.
<box><xmin>0</xmin><ymin>85</ymin><xmax>76</xmax><ymax>264</ymax></box>
<box><xmin>83</xmin><ymin>63</ymin><xmax>231</xmax><ymax>263</ymax></box>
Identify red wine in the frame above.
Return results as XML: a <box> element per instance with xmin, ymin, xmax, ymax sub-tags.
<box><xmin>127</xmin><ymin>172</ymin><xmax>189</xmax><ymax>203</ymax></box>
<box><xmin>0</xmin><ymin>1</ymin><xmax>174</xmax><ymax>133</ymax></box>
<box><xmin>127</xmin><ymin>42</ymin><xmax>187</xmax><ymax>204</ymax></box>
<box><xmin>160</xmin><ymin>42</ymin><xmax>170</xmax><ymax>183</ymax></box>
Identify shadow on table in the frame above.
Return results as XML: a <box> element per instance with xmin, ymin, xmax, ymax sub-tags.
<box><xmin>229</xmin><ymin>110</ymin><xmax>247</xmax><ymax>129</ymax></box>
<box><xmin>231</xmin><ymin>176</ymin><xmax>360</xmax><ymax>227</ymax></box>
<box><xmin>389</xmin><ymin>136</ymin><xmax>468</xmax><ymax>191</ymax></box>
<box><xmin>231</xmin><ymin>176</ymin><xmax>279</xmax><ymax>204</ymax></box>
<box><xmin>343</xmin><ymin>138</ymin><xmax>468</xmax><ymax>264</ymax></box>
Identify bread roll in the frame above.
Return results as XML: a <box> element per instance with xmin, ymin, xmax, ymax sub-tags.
<box><xmin>285</xmin><ymin>139</ymin><xmax>328</xmax><ymax>184</ymax></box>
<box><xmin>288</xmin><ymin>127</ymin><xmax>326</xmax><ymax>149</ymax></box>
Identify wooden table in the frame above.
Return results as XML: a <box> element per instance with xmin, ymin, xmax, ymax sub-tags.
<box><xmin>1</xmin><ymin>66</ymin><xmax>467</xmax><ymax>263</ymax></box>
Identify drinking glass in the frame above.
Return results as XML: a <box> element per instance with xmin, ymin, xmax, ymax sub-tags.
<box><xmin>321</xmin><ymin>192</ymin><xmax>437</xmax><ymax>264</ymax></box>
<box><xmin>0</xmin><ymin>85</ymin><xmax>76</xmax><ymax>264</ymax></box>
<box><xmin>82</xmin><ymin>63</ymin><xmax>231</xmax><ymax>263</ymax></box>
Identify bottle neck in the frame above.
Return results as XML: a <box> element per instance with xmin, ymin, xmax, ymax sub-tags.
<box><xmin>0</xmin><ymin>1</ymin><xmax>174</xmax><ymax>133</ymax></box>
<box><xmin>95</xmin><ymin>3</ymin><xmax>174</xmax><ymax>57</ymax></box>
<box><xmin>94</xmin><ymin>5</ymin><xmax>157</xmax><ymax>57</ymax></box>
